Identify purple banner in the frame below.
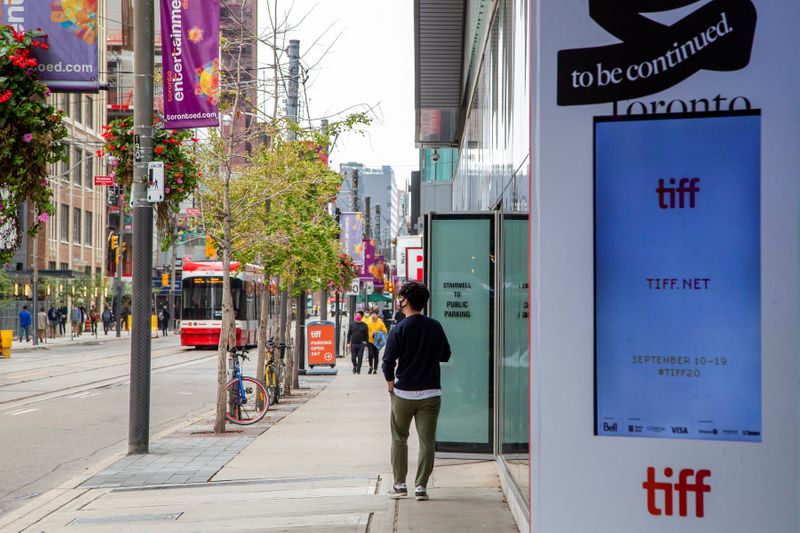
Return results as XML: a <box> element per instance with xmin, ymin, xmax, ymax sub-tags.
<box><xmin>1</xmin><ymin>1</ymin><xmax>99</xmax><ymax>92</ymax></box>
<box><xmin>160</xmin><ymin>0</ymin><xmax>220</xmax><ymax>129</ymax></box>
<box><xmin>340</xmin><ymin>212</ymin><xmax>364</xmax><ymax>265</ymax></box>
<box><xmin>359</xmin><ymin>239</ymin><xmax>385</xmax><ymax>292</ymax></box>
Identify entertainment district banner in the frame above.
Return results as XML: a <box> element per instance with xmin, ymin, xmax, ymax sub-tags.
<box><xmin>0</xmin><ymin>1</ymin><xmax>99</xmax><ymax>92</ymax></box>
<box><xmin>160</xmin><ymin>0</ymin><xmax>220</xmax><ymax>129</ymax></box>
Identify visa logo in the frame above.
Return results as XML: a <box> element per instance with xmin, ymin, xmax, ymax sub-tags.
<box><xmin>671</xmin><ymin>426</ymin><xmax>688</xmax><ymax>434</ymax></box>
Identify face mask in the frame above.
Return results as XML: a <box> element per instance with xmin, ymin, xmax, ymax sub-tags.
<box><xmin>355</xmin><ymin>316</ymin><xmax>362</xmax><ymax>322</ymax></box>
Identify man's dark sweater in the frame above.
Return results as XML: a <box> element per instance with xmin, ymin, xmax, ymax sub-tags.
<box><xmin>347</xmin><ymin>320</ymin><xmax>369</xmax><ymax>345</ymax></box>
<box><xmin>382</xmin><ymin>314</ymin><xmax>451</xmax><ymax>391</ymax></box>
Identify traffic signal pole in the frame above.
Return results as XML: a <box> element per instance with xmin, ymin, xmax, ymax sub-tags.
<box><xmin>129</xmin><ymin>0</ymin><xmax>155</xmax><ymax>455</ymax></box>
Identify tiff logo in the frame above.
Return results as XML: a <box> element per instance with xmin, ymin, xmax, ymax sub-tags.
<box><xmin>643</xmin><ymin>467</ymin><xmax>711</xmax><ymax>518</ymax></box>
<box><xmin>657</xmin><ymin>177</ymin><xmax>701</xmax><ymax>209</ymax></box>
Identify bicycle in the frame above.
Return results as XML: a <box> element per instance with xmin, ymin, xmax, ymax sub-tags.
<box><xmin>264</xmin><ymin>337</ymin><xmax>284</xmax><ymax>406</ymax></box>
<box><xmin>226</xmin><ymin>347</ymin><xmax>270</xmax><ymax>425</ymax></box>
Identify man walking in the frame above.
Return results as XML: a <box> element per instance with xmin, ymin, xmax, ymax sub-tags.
<box><xmin>47</xmin><ymin>304</ymin><xmax>58</xmax><ymax>339</ymax></box>
<box><xmin>102</xmin><ymin>306</ymin><xmax>112</xmax><ymax>335</ymax></box>
<box><xmin>365</xmin><ymin>308</ymin><xmax>387</xmax><ymax>374</ymax></box>
<box><xmin>18</xmin><ymin>305</ymin><xmax>32</xmax><ymax>342</ymax></box>
<box><xmin>346</xmin><ymin>311</ymin><xmax>369</xmax><ymax>374</ymax></box>
<box><xmin>382</xmin><ymin>281</ymin><xmax>451</xmax><ymax>501</ymax></box>
<box><xmin>159</xmin><ymin>306</ymin><xmax>170</xmax><ymax>337</ymax></box>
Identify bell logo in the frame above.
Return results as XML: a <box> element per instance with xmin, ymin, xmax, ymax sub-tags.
<box><xmin>643</xmin><ymin>467</ymin><xmax>711</xmax><ymax>518</ymax></box>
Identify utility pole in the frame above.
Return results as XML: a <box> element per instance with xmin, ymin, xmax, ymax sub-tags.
<box><xmin>129</xmin><ymin>0</ymin><xmax>155</xmax><ymax>455</ymax></box>
<box><xmin>168</xmin><ymin>212</ymin><xmax>177</xmax><ymax>333</ymax></box>
<box><xmin>349</xmin><ymin>169</ymin><xmax>359</xmax><ymax>321</ymax></box>
<box><xmin>364</xmin><ymin>196</ymin><xmax>371</xmax><ymax>239</ymax></box>
<box><xmin>352</xmin><ymin>169</ymin><xmax>359</xmax><ymax>211</ymax></box>
<box><xmin>31</xmin><ymin>210</ymin><xmax>39</xmax><ymax>346</ymax></box>
<box><xmin>279</xmin><ymin>39</ymin><xmax>300</xmax><ymax>364</ymax></box>
<box><xmin>375</xmin><ymin>204</ymin><xmax>382</xmax><ymax>256</ymax></box>
<box><xmin>115</xmin><ymin>187</ymin><xmax>123</xmax><ymax>337</ymax></box>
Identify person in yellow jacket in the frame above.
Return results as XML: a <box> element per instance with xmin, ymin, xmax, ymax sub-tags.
<box><xmin>365</xmin><ymin>308</ymin><xmax>388</xmax><ymax>374</ymax></box>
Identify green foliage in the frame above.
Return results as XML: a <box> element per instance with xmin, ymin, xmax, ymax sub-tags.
<box><xmin>99</xmin><ymin>115</ymin><xmax>201</xmax><ymax>237</ymax></box>
<box><xmin>198</xmin><ymin>114</ymin><xmax>368</xmax><ymax>294</ymax></box>
<box><xmin>0</xmin><ymin>26</ymin><xmax>68</xmax><ymax>263</ymax></box>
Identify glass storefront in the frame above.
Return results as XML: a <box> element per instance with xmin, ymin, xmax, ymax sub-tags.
<box><xmin>450</xmin><ymin>0</ymin><xmax>531</xmax><ymax>507</ymax></box>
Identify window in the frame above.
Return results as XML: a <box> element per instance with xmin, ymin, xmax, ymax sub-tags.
<box><xmin>86</xmin><ymin>96</ymin><xmax>94</xmax><ymax>129</ymax></box>
<box><xmin>84</xmin><ymin>211</ymin><xmax>93</xmax><ymax>246</ymax></box>
<box><xmin>50</xmin><ymin>203</ymin><xmax>58</xmax><ymax>239</ymax></box>
<box><xmin>60</xmin><ymin>203</ymin><xmax>69</xmax><ymax>241</ymax></box>
<box><xmin>60</xmin><ymin>262</ymin><xmax>68</xmax><ymax>270</ymax></box>
<box><xmin>73</xmin><ymin>207</ymin><xmax>81</xmax><ymax>243</ymax></box>
<box><xmin>85</xmin><ymin>156</ymin><xmax>93</xmax><ymax>188</ymax></box>
<box><xmin>74</xmin><ymin>95</ymin><xmax>82</xmax><ymax>124</ymax></box>
<box><xmin>73</xmin><ymin>148</ymin><xmax>82</xmax><ymax>185</ymax></box>
<box><xmin>48</xmin><ymin>261</ymin><xmax>56</xmax><ymax>270</ymax></box>
<box><xmin>61</xmin><ymin>145</ymin><xmax>70</xmax><ymax>180</ymax></box>
<box><xmin>84</xmin><ymin>266</ymin><xmax>91</xmax><ymax>276</ymax></box>
<box><xmin>60</xmin><ymin>93</ymin><xmax>69</xmax><ymax>117</ymax></box>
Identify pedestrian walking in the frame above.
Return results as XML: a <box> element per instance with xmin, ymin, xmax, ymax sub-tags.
<box><xmin>18</xmin><ymin>305</ymin><xmax>32</xmax><ymax>342</ymax></box>
<box><xmin>346</xmin><ymin>311</ymin><xmax>369</xmax><ymax>374</ymax></box>
<box><xmin>382</xmin><ymin>281</ymin><xmax>451</xmax><ymax>501</ymax></box>
<box><xmin>47</xmin><ymin>304</ymin><xmax>58</xmax><ymax>339</ymax></box>
<box><xmin>37</xmin><ymin>307</ymin><xmax>47</xmax><ymax>342</ymax></box>
<box><xmin>58</xmin><ymin>303</ymin><xmax>67</xmax><ymax>336</ymax></box>
<box><xmin>365</xmin><ymin>308</ymin><xmax>387</xmax><ymax>374</ymax></box>
<box><xmin>89</xmin><ymin>306</ymin><xmax>99</xmax><ymax>335</ymax></box>
<box><xmin>159</xmin><ymin>306</ymin><xmax>170</xmax><ymax>337</ymax></box>
<box><xmin>70</xmin><ymin>306</ymin><xmax>82</xmax><ymax>338</ymax></box>
<box><xmin>392</xmin><ymin>297</ymin><xmax>405</xmax><ymax>328</ymax></box>
<box><xmin>79</xmin><ymin>305</ymin><xmax>88</xmax><ymax>335</ymax></box>
<box><xmin>102</xmin><ymin>306</ymin><xmax>112</xmax><ymax>335</ymax></box>
<box><xmin>121</xmin><ymin>306</ymin><xmax>130</xmax><ymax>332</ymax></box>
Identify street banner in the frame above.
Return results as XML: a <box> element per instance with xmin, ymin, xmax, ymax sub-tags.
<box><xmin>160</xmin><ymin>0</ymin><xmax>220</xmax><ymax>129</ymax></box>
<box><xmin>1</xmin><ymin>2</ymin><xmax>99</xmax><ymax>92</ymax></box>
<box><xmin>94</xmin><ymin>175</ymin><xmax>115</xmax><ymax>186</ymax></box>
<box><xmin>339</xmin><ymin>212</ymin><xmax>364</xmax><ymax>265</ymax></box>
<box><xmin>359</xmin><ymin>239</ymin><xmax>385</xmax><ymax>292</ymax></box>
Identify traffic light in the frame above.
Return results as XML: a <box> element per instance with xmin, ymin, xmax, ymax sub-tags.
<box><xmin>161</xmin><ymin>273</ymin><xmax>169</xmax><ymax>287</ymax></box>
<box><xmin>110</xmin><ymin>233</ymin><xmax>118</xmax><ymax>250</ymax></box>
<box><xmin>121</xmin><ymin>241</ymin><xmax>127</xmax><ymax>254</ymax></box>
<box><xmin>205</xmin><ymin>235</ymin><xmax>217</xmax><ymax>258</ymax></box>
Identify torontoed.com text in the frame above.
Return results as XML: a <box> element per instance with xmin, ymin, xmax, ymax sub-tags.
<box><xmin>36</xmin><ymin>62</ymin><xmax>94</xmax><ymax>74</ymax></box>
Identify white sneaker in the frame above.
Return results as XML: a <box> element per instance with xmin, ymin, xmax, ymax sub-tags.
<box><xmin>415</xmin><ymin>485</ymin><xmax>428</xmax><ymax>501</ymax></box>
<box><xmin>388</xmin><ymin>483</ymin><xmax>408</xmax><ymax>498</ymax></box>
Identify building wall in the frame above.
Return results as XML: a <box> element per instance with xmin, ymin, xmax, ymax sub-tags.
<box><xmin>453</xmin><ymin>0</ymin><xmax>529</xmax><ymax>213</ymax></box>
<box><xmin>449</xmin><ymin>0</ymin><xmax>531</xmax><ymax>518</ymax></box>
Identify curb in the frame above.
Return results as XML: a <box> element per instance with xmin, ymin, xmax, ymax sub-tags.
<box><xmin>9</xmin><ymin>334</ymin><xmax>132</xmax><ymax>354</ymax></box>
<box><xmin>0</xmin><ymin>408</ymin><xmax>215</xmax><ymax>532</ymax></box>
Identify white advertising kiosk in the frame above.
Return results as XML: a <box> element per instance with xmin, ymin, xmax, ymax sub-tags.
<box><xmin>530</xmin><ymin>1</ymin><xmax>798</xmax><ymax>531</ymax></box>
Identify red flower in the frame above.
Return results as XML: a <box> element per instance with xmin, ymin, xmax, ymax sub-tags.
<box><xmin>154</xmin><ymin>146</ymin><xmax>164</xmax><ymax>155</ymax></box>
<box><xmin>0</xmin><ymin>90</ymin><xmax>12</xmax><ymax>104</ymax></box>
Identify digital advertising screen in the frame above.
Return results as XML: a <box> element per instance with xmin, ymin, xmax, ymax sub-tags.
<box><xmin>594</xmin><ymin>112</ymin><xmax>761</xmax><ymax>442</ymax></box>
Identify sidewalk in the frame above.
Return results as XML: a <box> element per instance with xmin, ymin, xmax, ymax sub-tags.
<box><xmin>1</xmin><ymin>358</ymin><xmax>520</xmax><ymax>532</ymax></box>
<box><xmin>6</xmin><ymin>329</ymin><xmax>156</xmax><ymax>354</ymax></box>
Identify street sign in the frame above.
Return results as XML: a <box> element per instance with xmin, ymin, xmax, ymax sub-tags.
<box><xmin>365</xmin><ymin>280</ymin><xmax>374</xmax><ymax>295</ymax></box>
<box><xmin>186</xmin><ymin>207</ymin><xmax>201</xmax><ymax>216</ymax></box>
<box><xmin>349</xmin><ymin>279</ymin><xmax>360</xmax><ymax>295</ymax></box>
<box><xmin>147</xmin><ymin>161</ymin><xmax>165</xmax><ymax>202</ymax></box>
<box><xmin>94</xmin><ymin>175</ymin><xmax>115</xmax><ymax>186</ymax></box>
<box><xmin>305</xmin><ymin>320</ymin><xmax>338</xmax><ymax>376</ymax></box>
<box><xmin>406</xmin><ymin>247</ymin><xmax>424</xmax><ymax>281</ymax></box>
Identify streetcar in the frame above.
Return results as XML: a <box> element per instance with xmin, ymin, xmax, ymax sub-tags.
<box><xmin>180</xmin><ymin>260</ymin><xmax>263</xmax><ymax>348</ymax></box>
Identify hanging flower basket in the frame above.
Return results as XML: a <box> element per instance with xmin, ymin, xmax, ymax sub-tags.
<box><xmin>0</xmin><ymin>26</ymin><xmax>68</xmax><ymax>263</ymax></box>
<box><xmin>98</xmin><ymin>116</ymin><xmax>201</xmax><ymax>234</ymax></box>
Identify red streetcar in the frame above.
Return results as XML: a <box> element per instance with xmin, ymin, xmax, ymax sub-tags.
<box><xmin>180</xmin><ymin>260</ymin><xmax>263</xmax><ymax>348</ymax></box>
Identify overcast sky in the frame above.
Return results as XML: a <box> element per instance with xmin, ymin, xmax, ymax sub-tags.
<box><xmin>259</xmin><ymin>1</ymin><xmax>418</xmax><ymax>182</ymax></box>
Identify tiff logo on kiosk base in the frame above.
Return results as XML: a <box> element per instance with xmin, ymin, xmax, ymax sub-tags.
<box><xmin>643</xmin><ymin>467</ymin><xmax>711</xmax><ymax>517</ymax></box>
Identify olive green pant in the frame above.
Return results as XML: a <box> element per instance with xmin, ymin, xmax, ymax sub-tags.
<box><xmin>390</xmin><ymin>394</ymin><xmax>441</xmax><ymax>488</ymax></box>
